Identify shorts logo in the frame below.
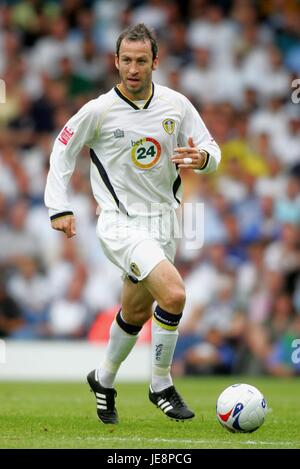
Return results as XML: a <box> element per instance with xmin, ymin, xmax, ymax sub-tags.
<box><xmin>58</xmin><ymin>126</ymin><xmax>74</xmax><ymax>145</ymax></box>
<box><xmin>130</xmin><ymin>262</ymin><xmax>141</xmax><ymax>277</ymax></box>
<box><xmin>131</xmin><ymin>137</ymin><xmax>161</xmax><ymax>169</ymax></box>
<box><xmin>162</xmin><ymin>118</ymin><xmax>175</xmax><ymax>135</ymax></box>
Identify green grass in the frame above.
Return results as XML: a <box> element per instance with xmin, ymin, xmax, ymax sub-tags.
<box><xmin>1</xmin><ymin>377</ymin><xmax>299</xmax><ymax>449</ymax></box>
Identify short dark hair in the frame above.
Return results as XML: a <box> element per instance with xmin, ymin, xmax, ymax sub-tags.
<box><xmin>116</xmin><ymin>23</ymin><xmax>158</xmax><ymax>61</ymax></box>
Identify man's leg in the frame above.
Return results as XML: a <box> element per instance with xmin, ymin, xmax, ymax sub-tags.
<box><xmin>97</xmin><ymin>277</ymin><xmax>154</xmax><ymax>388</ymax></box>
<box><xmin>143</xmin><ymin>259</ymin><xmax>185</xmax><ymax>391</ymax></box>
<box><xmin>143</xmin><ymin>259</ymin><xmax>195</xmax><ymax>420</ymax></box>
<box><xmin>87</xmin><ymin>277</ymin><xmax>154</xmax><ymax>424</ymax></box>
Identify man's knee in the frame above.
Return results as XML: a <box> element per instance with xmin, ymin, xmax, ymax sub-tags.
<box><xmin>159</xmin><ymin>285</ymin><xmax>186</xmax><ymax>314</ymax></box>
<box><xmin>143</xmin><ymin>259</ymin><xmax>186</xmax><ymax>314</ymax></box>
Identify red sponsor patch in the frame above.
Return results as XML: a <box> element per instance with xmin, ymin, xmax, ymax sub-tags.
<box><xmin>58</xmin><ymin>126</ymin><xmax>74</xmax><ymax>145</ymax></box>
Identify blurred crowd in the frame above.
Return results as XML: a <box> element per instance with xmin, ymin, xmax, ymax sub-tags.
<box><xmin>0</xmin><ymin>0</ymin><xmax>300</xmax><ymax>377</ymax></box>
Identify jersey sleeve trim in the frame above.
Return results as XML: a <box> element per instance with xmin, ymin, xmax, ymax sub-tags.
<box><xmin>197</xmin><ymin>152</ymin><xmax>210</xmax><ymax>170</ymax></box>
<box><xmin>50</xmin><ymin>211</ymin><xmax>74</xmax><ymax>221</ymax></box>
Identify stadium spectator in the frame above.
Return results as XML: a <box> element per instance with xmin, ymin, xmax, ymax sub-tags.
<box><xmin>247</xmin><ymin>291</ymin><xmax>299</xmax><ymax>376</ymax></box>
<box><xmin>48</xmin><ymin>265</ymin><xmax>89</xmax><ymax>339</ymax></box>
<box><xmin>7</xmin><ymin>256</ymin><xmax>51</xmax><ymax>339</ymax></box>
<box><xmin>0</xmin><ymin>275</ymin><xmax>23</xmax><ymax>338</ymax></box>
<box><xmin>174</xmin><ymin>273</ymin><xmax>244</xmax><ymax>375</ymax></box>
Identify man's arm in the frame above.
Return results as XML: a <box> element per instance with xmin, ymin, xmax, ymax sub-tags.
<box><xmin>172</xmin><ymin>97</ymin><xmax>221</xmax><ymax>173</ymax></box>
<box><xmin>44</xmin><ymin>100</ymin><xmax>99</xmax><ymax>238</ymax></box>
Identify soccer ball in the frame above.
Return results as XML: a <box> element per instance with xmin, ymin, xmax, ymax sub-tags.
<box><xmin>216</xmin><ymin>383</ymin><xmax>267</xmax><ymax>433</ymax></box>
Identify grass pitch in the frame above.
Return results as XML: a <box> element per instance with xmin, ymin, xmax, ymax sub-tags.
<box><xmin>1</xmin><ymin>377</ymin><xmax>299</xmax><ymax>449</ymax></box>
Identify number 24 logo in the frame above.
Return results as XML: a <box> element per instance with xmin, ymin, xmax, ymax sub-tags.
<box><xmin>136</xmin><ymin>145</ymin><xmax>156</xmax><ymax>160</ymax></box>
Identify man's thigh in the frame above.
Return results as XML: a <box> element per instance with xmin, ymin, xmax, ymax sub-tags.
<box><xmin>142</xmin><ymin>259</ymin><xmax>185</xmax><ymax>307</ymax></box>
<box><xmin>121</xmin><ymin>259</ymin><xmax>185</xmax><ymax>323</ymax></box>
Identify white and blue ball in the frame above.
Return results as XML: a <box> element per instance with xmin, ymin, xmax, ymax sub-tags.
<box><xmin>216</xmin><ymin>383</ymin><xmax>267</xmax><ymax>433</ymax></box>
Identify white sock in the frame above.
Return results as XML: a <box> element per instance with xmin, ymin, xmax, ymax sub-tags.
<box><xmin>151</xmin><ymin>319</ymin><xmax>179</xmax><ymax>392</ymax></box>
<box><xmin>97</xmin><ymin>318</ymin><xmax>139</xmax><ymax>388</ymax></box>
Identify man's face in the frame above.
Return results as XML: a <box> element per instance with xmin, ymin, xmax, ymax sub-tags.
<box><xmin>115</xmin><ymin>39</ymin><xmax>158</xmax><ymax>99</ymax></box>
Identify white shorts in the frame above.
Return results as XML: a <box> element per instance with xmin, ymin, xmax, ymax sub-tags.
<box><xmin>96</xmin><ymin>210</ymin><xmax>179</xmax><ymax>281</ymax></box>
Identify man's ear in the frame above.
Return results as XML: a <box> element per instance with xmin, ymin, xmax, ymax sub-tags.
<box><xmin>115</xmin><ymin>54</ymin><xmax>119</xmax><ymax>70</ymax></box>
<box><xmin>152</xmin><ymin>56</ymin><xmax>159</xmax><ymax>71</ymax></box>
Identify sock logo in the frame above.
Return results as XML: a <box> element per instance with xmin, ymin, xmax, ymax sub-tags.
<box><xmin>155</xmin><ymin>344</ymin><xmax>163</xmax><ymax>361</ymax></box>
<box><xmin>154</xmin><ymin>308</ymin><xmax>182</xmax><ymax>329</ymax></box>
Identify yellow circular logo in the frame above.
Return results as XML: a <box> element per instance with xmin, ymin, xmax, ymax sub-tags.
<box><xmin>131</xmin><ymin>137</ymin><xmax>161</xmax><ymax>169</ymax></box>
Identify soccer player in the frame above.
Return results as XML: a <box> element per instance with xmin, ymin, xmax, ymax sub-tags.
<box><xmin>44</xmin><ymin>23</ymin><xmax>221</xmax><ymax>424</ymax></box>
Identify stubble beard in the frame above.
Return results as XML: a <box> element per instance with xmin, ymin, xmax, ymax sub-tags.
<box><xmin>121</xmin><ymin>72</ymin><xmax>152</xmax><ymax>99</ymax></box>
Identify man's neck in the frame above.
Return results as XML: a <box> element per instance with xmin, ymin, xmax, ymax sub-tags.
<box><xmin>117</xmin><ymin>83</ymin><xmax>152</xmax><ymax>101</ymax></box>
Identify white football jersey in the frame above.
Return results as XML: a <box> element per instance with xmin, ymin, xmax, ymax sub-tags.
<box><xmin>44</xmin><ymin>83</ymin><xmax>221</xmax><ymax>218</ymax></box>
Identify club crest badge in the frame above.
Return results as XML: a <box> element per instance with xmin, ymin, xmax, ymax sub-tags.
<box><xmin>130</xmin><ymin>262</ymin><xmax>141</xmax><ymax>277</ymax></box>
<box><xmin>162</xmin><ymin>118</ymin><xmax>175</xmax><ymax>135</ymax></box>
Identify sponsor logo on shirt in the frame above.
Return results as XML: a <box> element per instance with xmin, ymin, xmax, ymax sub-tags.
<box><xmin>58</xmin><ymin>126</ymin><xmax>74</xmax><ymax>145</ymax></box>
<box><xmin>131</xmin><ymin>137</ymin><xmax>161</xmax><ymax>169</ymax></box>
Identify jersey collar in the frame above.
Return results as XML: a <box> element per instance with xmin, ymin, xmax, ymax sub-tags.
<box><xmin>114</xmin><ymin>83</ymin><xmax>155</xmax><ymax>110</ymax></box>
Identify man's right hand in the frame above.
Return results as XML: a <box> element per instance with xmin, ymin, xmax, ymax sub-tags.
<box><xmin>51</xmin><ymin>214</ymin><xmax>76</xmax><ymax>238</ymax></box>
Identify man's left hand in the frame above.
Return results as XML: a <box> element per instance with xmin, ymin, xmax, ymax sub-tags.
<box><xmin>171</xmin><ymin>137</ymin><xmax>208</xmax><ymax>169</ymax></box>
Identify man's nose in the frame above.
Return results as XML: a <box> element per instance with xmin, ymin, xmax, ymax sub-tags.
<box><xmin>129</xmin><ymin>62</ymin><xmax>138</xmax><ymax>74</ymax></box>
